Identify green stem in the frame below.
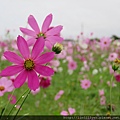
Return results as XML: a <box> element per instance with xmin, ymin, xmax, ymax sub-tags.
<box><xmin>13</xmin><ymin>89</ymin><xmax>31</xmax><ymax>120</ymax></box>
<box><xmin>110</xmin><ymin>75</ymin><xmax>114</xmax><ymax>115</ymax></box>
<box><xmin>0</xmin><ymin>89</ymin><xmax>15</xmax><ymax>119</ymax></box>
<box><xmin>7</xmin><ymin>89</ymin><xmax>29</xmax><ymax>116</ymax></box>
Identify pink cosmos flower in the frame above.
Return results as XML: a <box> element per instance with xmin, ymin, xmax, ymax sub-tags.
<box><xmin>67</xmin><ymin>48</ymin><xmax>73</xmax><ymax>54</ymax></box>
<box><xmin>49</xmin><ymin>60</ymin><xmax>60</xmax><ymax>67</ymax></box>
<box><xmin>80</xmin><ymin>79</ymin><xmax>91</xmax><ymax>90</ymax></box>
<box><xmin>8</xmin><ymin>94</ymin><xmax>17</xmax><ymax>104</ymax></box>
<box><xmin>20</xmin><ymin>14</ymin><xmax>63</xmax><ymax>49</ymax></box>
<box><xmin>108</xmin><ymin>52</ymin><xmax>118</xmax><ymax>61</ymax></box>
<box><xmin>67</xmin><ymin>42</ymin><xmax>73</xmax><ymax>48</ymax></box>
<box><xmin>66</xmin><ymin>56</ymin><xmax>73</xmax><ymax>62</ymax></box>
<box><xmin>99</xmin><ymin>37</ymin><xmax>111</xmax><ymax>50</ymax></box>
<box><xmin>100</xmin><ymin>96</ymin><xmax>106</xmax><ymax>105</ymax></box>
<box><xmin>68</xmin><ymin>60</ymin><xmax>77</xmax><ymax>70</ymax></box>
<box><xmin>99</xmin><ymin>89</ymin><xmax>104</xmax><ymax>96</ymax></box>
<box><xmin>0</xmin><ymin>36</ymin><xmax>54</xmax><ymax>91</ymax></box>
<box><xmin>0</xmin><ymin>77</ymin><xmax>14</xmax><ymax>96</ymax></box>
<box><xmin>60</xmin><ymin>107</ymin><xmax>76</xmax><ymax>116</ymax></box>
<box><xmin>39</xmin><ymin>76</ymin><xmax>52</xmax><ymax>88</ymax></box>
<box><xmin>54</xmin><ymin>90</ymin><xmax>64</xmax><ymax>101</ymax></box>
<box><xmin>115</xmin><ymin>74</ymin><xmax>120</xmax><ymax>82</ymax></box>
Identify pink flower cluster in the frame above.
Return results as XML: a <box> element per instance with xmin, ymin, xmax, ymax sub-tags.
<box><xmin>0</xmin><ymin>14</ymin><xmax>63</xmax><ymax>91</ymax></box>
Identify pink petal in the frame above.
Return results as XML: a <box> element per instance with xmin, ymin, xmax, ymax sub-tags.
<box><xmin>7</xmin><ymin>86</ymin><xmax>14</xmax><ymax>92</ymax></box>
<box><xmin>17</xmin><ymin>36</ymin><xmax>30</xmax><ymax>59</ymax></box>
<box><xmin>54</xmin><ymin>95</ymin><xmax>61</xmax><ymax>101</ymax></box>
<box><xmin>0</xmin><ymin>92</ymin><xmax>4</xmax><ymax>96</ymax></box>
<box><xmin>20</xmin><ymin>27</ymin><xmax>36</xmax><ymax>37</ymax></box>
<box><xmin>42</xmin><ymin>14</ymin><xmax>52</xmax><ymax>33</ymax></box>
<box><xmin>35</xmin><ymin>52</ymin><xmax>54</xmax><ymax>64</ymax></box>
<box><xmin>28</xmin><ymin>15</ymin><xmax>40</xmax><ymax>34</ymax></box>
<box><xmin>60</xmin><ymin>111</ymin><xmax>68</xmax><ymax>116</ymax></box>
<box><xmin>45</xmin><ymin>40</ymin><xmax>53</xmax><ymax>50</ymax></box>
<box><xmin>14</xmin><ymin>70</ymin><xmax>27</xmax><ymax>88</ymax></box>
<box><xmin>27</xmin><ymin>38</ymin><xmax>36</xmax><ymax>46</ymax></box>
<box><xmin>46</xmin><ymin>36</ymin><xmax>63</xmax><ymax>44</ymax></box>
<box><xmin>46</xmin><ymin>25</ymin><xmax>63</xmax><ymax>36</ymax></box>
<box><xmin>68</xmin><ymin>108</ymin><xmax>76</xmax><ymax>115</ymax></box>
<box><xmin>0</xmin><ymin>65</ymin><xmax>24</xmax><ymax>76</ymax></box>
<box><xmin>28</xmin><ymin>70</ymin><xmax>39</xmax><ymax>91</ymax></box>
<box><xmin>59</xmin><ymin>90</ymin><xmax>64</xmax><ymax>95</ymax></box>
<box><xmin>35</xmin><ymin>65</ymin><xmax>54</xmax><ymax>76</ymax></box>
<box><xmin>4</xmin><ymin>51</ymin><xmax>24</xmax><ymax>64</ymax></box>
<box><xmin>31</xmin><ymin>37</ymin><xmax>45</xmax><ymax>59</ymax></box>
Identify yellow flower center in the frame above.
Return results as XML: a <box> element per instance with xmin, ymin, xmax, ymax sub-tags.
<box><xmin>0</xmin><ymin>86</ymin><xmax>5</xmax><ymax>91</ymax></box>
<box><xmin>24</xmin><ymin>59</ymin><xmax>34</xmax><ymax>71</ymax></box>
<box><xmin>114</xmin><ymin>58</ymin><xmax>120</xmax><ymax>64</ymax></box>
<box><xmin>37</xmin><ymin>33</ymin><xmax>46</xmax><ymax>39</ymax></box>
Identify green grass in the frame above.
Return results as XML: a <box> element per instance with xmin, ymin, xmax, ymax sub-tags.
<box><xmin>0</xmin><ymin>42</ymin><xmax>120</xmax><ymax>116</ymax></box>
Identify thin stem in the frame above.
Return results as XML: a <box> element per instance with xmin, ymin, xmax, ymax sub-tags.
<box><xmin>0</xmin><ymin>89</ymin><xmax>15</xmax><ymax>119</ymax></box>
<box><xmin>13</xmin><ymin>89</ymin><xmax>31</xmax><ymax>120</ymax></box>
<box><xmin>7</xmin><ymin>89</ymin><xmax>29</xmax><ymax>116</ymax></box>
<box><xmin>110</xmin><ymin>75</ymin><xmax>114</xmax><ymax>115</ymax></box>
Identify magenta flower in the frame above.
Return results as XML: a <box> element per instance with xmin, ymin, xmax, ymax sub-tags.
<box><xmin>0</xmin><ymin>36</ymin><xmax>54</xmax><ymax>91</ymax></box>
<box><xmin>115</xmin><ymin>74</ymin><xmax>120</xmax><ymax>82</ymax></box>
<box><xmin>20</xmin><ymin>14</ymin><xmax>63</xmax><ymax>49</ymax></box>
<box><xmin>39</xmin><ymin>76</ymin><xmax>51</xmax><ymax>88</ymax></box>
<box><xmin>0</xmin><ymin>77</ymin><xmax>14</xmax><ymax>96</ymax></box>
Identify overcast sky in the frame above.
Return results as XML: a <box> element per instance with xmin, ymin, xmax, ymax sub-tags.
<box><xmin>0</xmin><ymin>0</ymin><xmax>120</xmax><ymax>39</ymax></box>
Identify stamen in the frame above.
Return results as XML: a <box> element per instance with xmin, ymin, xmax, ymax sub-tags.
<box><xmin>104</xmin><ymin>41</ymin><xmax>107</xmax><ymax>44</ymax></box>
<box><xmin>0</xmin><ymin>86</ymin><xmax>5</xmax><ymax>91</ymax></box>
<box><xmin>24</xmin><ymin>59</ymin><xmax>34</xmax><ymax>71</ymax></box>
<box><xmin>37</xmin><ymin>33</ymin><xmax>46</xmax><ymax>39</ymax></box>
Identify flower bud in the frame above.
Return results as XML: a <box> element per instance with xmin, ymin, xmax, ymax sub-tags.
<box><xmin>112</xmin><ymin>63</ymin><xmax>119</xmax><ymax>71</ymax></box>
<box><xmin>52</xmin><ymin>43</ymin><xmax>63</xmax><ymax>54</ymax></box>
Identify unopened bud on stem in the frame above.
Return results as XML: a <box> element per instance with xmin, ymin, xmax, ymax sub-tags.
<box><xmin>52</xmin><ymin>43</ymin><xmax>63</xmax><ymax>54</ymax></box>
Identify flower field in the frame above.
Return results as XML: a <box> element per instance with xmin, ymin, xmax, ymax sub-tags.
<box><xmin>0</xmin><ymin>14</ymin><xmax>120</xmax><ymax>117</ymax></box>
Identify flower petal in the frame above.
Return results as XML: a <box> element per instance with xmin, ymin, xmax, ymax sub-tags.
<box><xmin>60</xmin><ymin>111</ymin><xmax>69</xmax><ymax>116</ymax></box>
<box><xmin>17</xmin><ymin>36</ymin><xmax>30</xmax><ymax>59</ymax></box>
<box><xmin>35</xmin><ymin>52</ymin><xmax>54</xmax><ymax>64</ymax></box>
<box><xmin>34</xmin><ymin>65</ymin><xmax>54</xmax><ymax>76</ymax></box>
<box><xmin>28</xmin><ymin>70</ymin><xmax>39</xmax><ymax>91</ymax></box>
<box><xmin>45</xmin><ymin>40</ymin><xmax>53</xmax><ymax>50</ymax></box>
<box><xmin>42</xmin><ymin>14</ymin><xmax>52</xmax><ymax>33</ymax></box>
<box><xmin>46</xmin><ymin>36</ymin><xmax>63</xmax><ymax>44</ymax></box>
<box><xmin>28</xmin><ymin>15</ymin><xmax>40</xmax><ymax>34</ymax></box>
<box><xmin>27</xmin><ymin>38</ymin><xmax>36</xmax><ymax>46</ymax></box>
<box><xmin>20</xmin><ymin>27</ymin><xmax>36</xmax><ymax>37</ymax></box>
<box><xmin>4</xmin><ymin>51</ymin><xmax>24</xmax><ymax>64</ymax></box>
<box><xmin>31</xmin><ymin>37</ymin><xmax>45</xmax><ymax>59</ymax></box>
<box><xmin>46</xmin><ymin>25</ymin><xmax>63</xmax><ymax>36</ymax></box>
<box><xmin>14</xmin><ymin>70</ymin><xmax>27</xmax><ymax>88</ymax></box>
<box><xmin>0</xmin><ymin>65</ymin><xmax>24</xmax><ymax>76</ymax></box>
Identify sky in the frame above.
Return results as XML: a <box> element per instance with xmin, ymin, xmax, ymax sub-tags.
<box><xmin>0</xmin><ymin>0</ymin><xmax>120</xmax><ymax>39</ymax></box>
